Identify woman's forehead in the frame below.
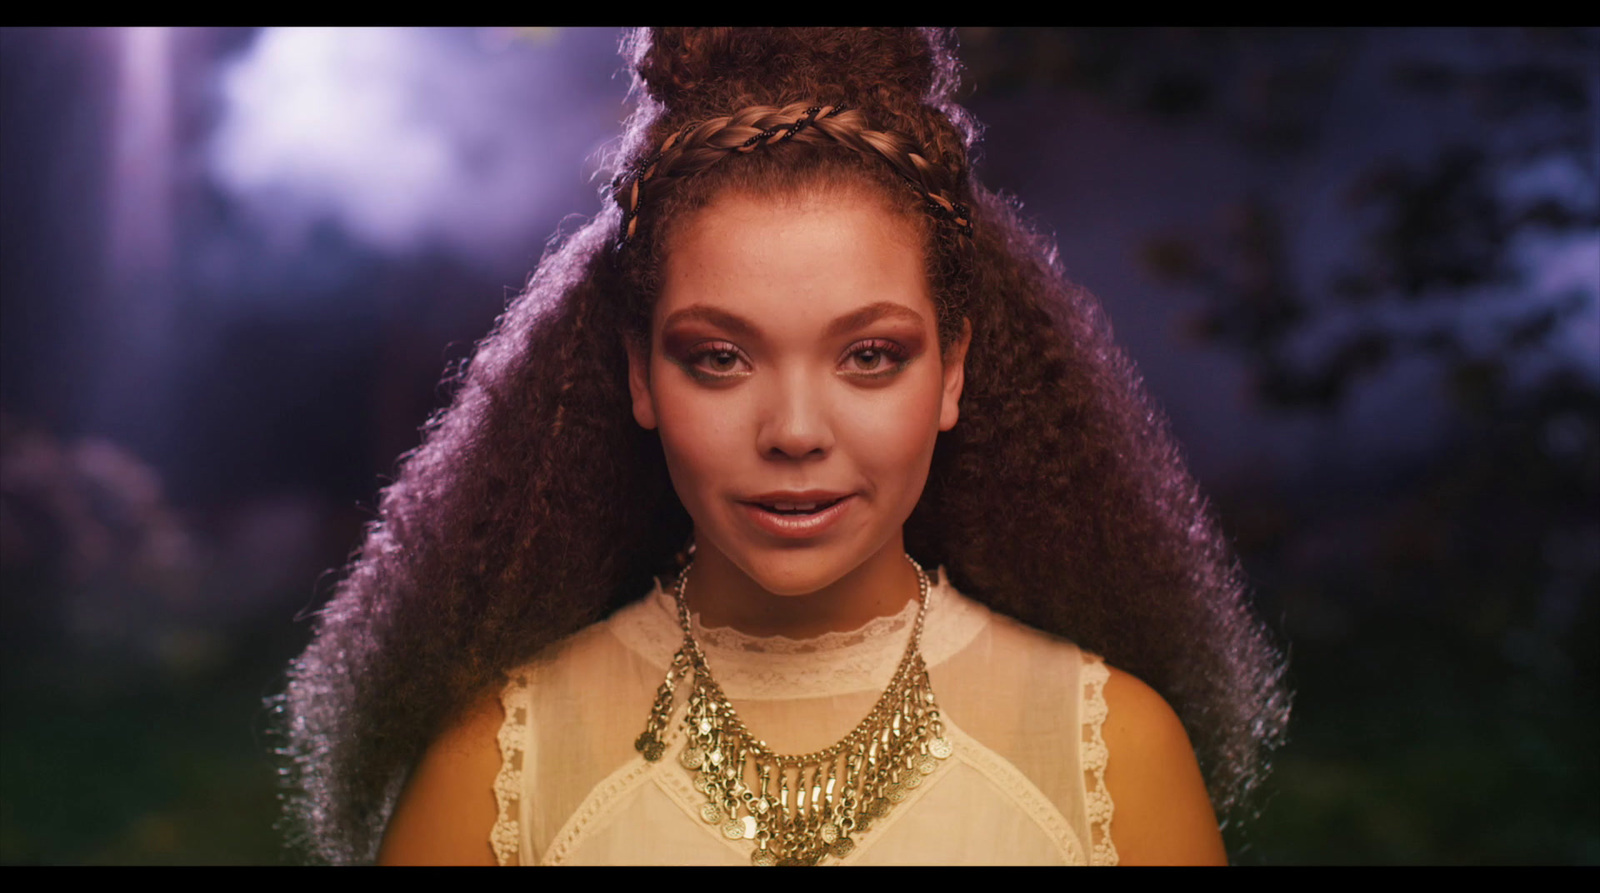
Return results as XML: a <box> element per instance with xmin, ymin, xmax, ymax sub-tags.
<box><xmin>654</xmin><ymin>190</ymin><xmax>933</xmax><ymax>337</ymax></box>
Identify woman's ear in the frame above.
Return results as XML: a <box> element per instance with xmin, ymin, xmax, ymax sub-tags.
<box><xmin>623</xmin><ymin>334</ymin><xmax>659</xmax><ymax>431</ymax></box>
<box><xmin>939</xmin><ymin>318</ymin><xmax>972</xmax><ymax>432</ymax></box>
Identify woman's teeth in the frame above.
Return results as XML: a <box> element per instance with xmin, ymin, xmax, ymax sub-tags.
<box><xmin>762</xmin><ymin>499</ymin><xmax>839</xmax><ymax>514</ymax></box>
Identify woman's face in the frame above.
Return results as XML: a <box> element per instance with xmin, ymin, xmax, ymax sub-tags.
<box><xmin>627</xmin><ymin>187</ymin><xmax>969</xmax><ymax>601</ymax></box>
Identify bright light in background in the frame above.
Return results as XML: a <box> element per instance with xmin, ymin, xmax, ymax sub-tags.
<box><xmin>209</xmin><ymin>27</ymin><xmax>625</xmax><ymax>268</ymax></box>
<box><xmin>93</xmin><ymin>26</ymin><xmax>179</xmax><ymax>442</ymax></box>
<box><xmin>109</xmin><ymin>26</ymin><xmax>173</xmax><ymax>286</ymax></box>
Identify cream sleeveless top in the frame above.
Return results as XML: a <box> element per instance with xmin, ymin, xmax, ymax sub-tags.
<box><xmin>491</xmin><ymin>568</ymin><xmax>1117</xmax><ymax>866</ymax></box>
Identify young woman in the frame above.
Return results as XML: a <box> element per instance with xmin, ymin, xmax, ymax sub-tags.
<box><xmin>281</xmin><ymin>28</ymin><xmax>1290</xmax><ymax>866</ymax></box>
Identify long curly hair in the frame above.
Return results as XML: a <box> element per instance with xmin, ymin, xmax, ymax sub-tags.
<box><xmin>278</xmin><ymin>27</ymin><xmax>1291</xmax><ymax>865</ymax></box>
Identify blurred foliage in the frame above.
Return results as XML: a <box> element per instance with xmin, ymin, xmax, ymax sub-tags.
<box><xmin>961</xmin><ymin>28</ymin><xmax>1599</xmax><ymax>864</ymax></box>
<box><xmin>2</xmin><ymin>28</ymin><xmax>1594</xmax><ymax>866</ymax></box>
<box><xmin>959</xmin><ymin>27</ymin><xmax>1362</xmax><ymax>154</ymax></box>
<box><xmin>0</xmin><ymin>414</ymin><xmax>351</xmax><ymax>864</ymax></box>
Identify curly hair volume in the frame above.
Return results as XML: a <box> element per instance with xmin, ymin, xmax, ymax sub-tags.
<box><xmin>278</xmin><ymin>28</ymin><xmax>1290</xmax><ymax>865</ymax></box>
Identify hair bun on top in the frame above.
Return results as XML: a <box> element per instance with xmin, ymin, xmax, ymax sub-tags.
<box><xmin>630</xmin><ymin>27</ymin><xmax>963</xmax><ymax>126</ymax></box>
<box><xmin>622</xmin><ymin>27</ymin><xmax>976</xmax><ymax>198</ymax></box>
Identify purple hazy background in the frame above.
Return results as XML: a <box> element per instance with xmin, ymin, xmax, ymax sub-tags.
<box><xmin>2</xmin><ymin>28</ymin><xmax>1595</xmax><ymax>864</ymax></box>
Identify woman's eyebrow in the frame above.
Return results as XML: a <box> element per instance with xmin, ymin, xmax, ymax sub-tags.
<box><xmin>825</xmin><ymin>302</ymin><xmax>925</xmax><ymax>337</ymax></box>
<box><xmin>660</xmin><ymin>302</ymin><xmax>925</xmax><ymax>338</ymax></box>
<box><xmin>660</xmin><ymin>305</ymin><xmax>758</xmax><ymax>339</ymax></box>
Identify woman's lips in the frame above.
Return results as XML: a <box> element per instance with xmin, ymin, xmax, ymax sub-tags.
<box><xmin>740</xmin><ymin>495</ymin><xmax>854</xmax><ymax>539</ymax></box>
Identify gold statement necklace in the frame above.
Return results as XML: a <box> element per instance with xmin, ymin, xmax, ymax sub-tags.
<box><xmin>634</xmin><ymin>554</ymin><xmax>953</xmax><ymax>866</ymax></box>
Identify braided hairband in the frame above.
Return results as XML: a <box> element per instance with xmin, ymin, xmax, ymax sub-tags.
<box><xmin>611</xmin><ymin>103</ymin><xmax>973</xmax><ymax>247</ymax></box>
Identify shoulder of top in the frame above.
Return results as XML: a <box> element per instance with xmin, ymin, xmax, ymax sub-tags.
<box><xmin>965</xmin><ymin>601</ymin><xmax>1082</xmax><ymax>654</ymax></box>
<box><xmin>520</xmin><ymin>607</ymin><xmax>643</xmax><ymax>668</ymax></box>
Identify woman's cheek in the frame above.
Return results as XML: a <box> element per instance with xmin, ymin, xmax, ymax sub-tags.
<box><xmin>658</xmin><ymin>393</ymin><xmax>743</xmax><ymax>474</ymax></box>
<box><xmin>848</xmin><ymin>384</ymin><xmax>941</xmax><ymax>454</ymax></box>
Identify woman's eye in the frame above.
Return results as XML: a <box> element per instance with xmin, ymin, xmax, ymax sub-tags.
<box><xmin>683</xmin><ymin>343</ymin><xmax>748</xmax><ymax>379</ymax></box>
<box><xmin>853</xmin><ymin>349</ymin><xmax>886</xmax><ymax>371</ymax></box>
<box><xmin>845</xmin><ymin>341</ymin><xmax>910</xmax><ymax>377</ymax></box>
<box><xmin>704</xmin><ymin>351</ymin><xmax>739</xmax><ymax>371</ymax></box>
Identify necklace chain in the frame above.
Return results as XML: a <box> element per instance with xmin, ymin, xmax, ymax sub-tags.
<box><xmin>634</xmin><ymin>554</ymin><xmax>953</xmax><ymax>866</ymax></box>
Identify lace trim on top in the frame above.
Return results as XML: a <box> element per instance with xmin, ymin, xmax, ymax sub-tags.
<box><xmin>1081</xmin><ymin>653</ymin><xmax>1118</xmax><ymax>866</ymax></box>
<box><xmin>694</xmin><ymin>592</ymin><xmax>918</xmax><ymax>654</ymax></box>
<box><xmin>611</xmin><ymin>566</ymin><xmax>988</xmax><ymax>700</ymax></box>
<box><xmin>492</xmin><ymin>672</ymin><xmax>530</xmax><ymax>866</ymax></box>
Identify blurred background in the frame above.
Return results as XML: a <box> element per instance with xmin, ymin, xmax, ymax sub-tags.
<box><xmin>1</xmin><ymin>27</ymin><xmax>1594</xmax><ymax>864</ymax></box>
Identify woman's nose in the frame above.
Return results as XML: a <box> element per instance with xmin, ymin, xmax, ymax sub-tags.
<box><xmin>755</xmin><ymin>373</ymin><xmax>834</xmax><ymax>460</ymax></box>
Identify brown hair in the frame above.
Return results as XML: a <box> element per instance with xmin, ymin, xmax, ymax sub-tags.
<box><xmin>278</xmin><ymin>28</ymin><xmax>1290</xmax><ymax>864</ymax></box>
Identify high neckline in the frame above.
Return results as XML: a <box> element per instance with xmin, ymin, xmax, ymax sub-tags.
<box><xmin>637</xmin><ymin>566</ymin><xmax>945</xmax><ymax>699</ymax></box>
<box><xmin>607</xmin><ymin>566</ymin><xmax>991</xmax><ymax>700</ymax></box>
<box><xmin>688</xmin><ymin>581</ymin><xmax>922</xmax><ymax>655</ymax></box>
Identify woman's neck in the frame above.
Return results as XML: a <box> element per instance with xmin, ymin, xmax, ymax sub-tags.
<box><xmin>680</xmin><ymin>538</ymin><xmax>920</xmax><ymax>639</ymax></box>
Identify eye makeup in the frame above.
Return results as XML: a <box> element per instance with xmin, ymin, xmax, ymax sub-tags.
<box><xmin>670</xmin><ymin>336</ymin><xmax>918</xmax><ymax>384</ymax></box>
<box><xmin>656</xmin><ymin>296</ymin><xmax>931</xmax><ymax>387</ymax></box>
<box><xmin>839</xmin><ymin>339</ymin><xmax>914</xmax><ymax>378</ymax></box>
<box><xmin>674</xmin><ymin>341</ymin><xmax>749</xmax><ymax>382</ymax></box>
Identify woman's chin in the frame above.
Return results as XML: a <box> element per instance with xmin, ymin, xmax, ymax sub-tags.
<box><xmin>727</xmin><ymin>552</ymin><xmax>852</xmax><ymax>598</ymax></box>
<box><xmin>720</xmin><ymin>538</ymin><xmax>905</xmax><ymax>601</ymax></box>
